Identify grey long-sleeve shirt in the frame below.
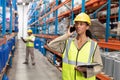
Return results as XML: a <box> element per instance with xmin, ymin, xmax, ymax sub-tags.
<box><xmin>47</xmin><ymin>33</ymin><xmax>103</xmax><ymax>77</ymax></box>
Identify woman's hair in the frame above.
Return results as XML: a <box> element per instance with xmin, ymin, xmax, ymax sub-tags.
<box><xmin>86</xmin><ymin>30</ymin><xmax>93</xmax><ymax>39</ymax></box>
<box><xmin>85</xmin><ymin>22</ymin><xmax>93</xmax><ymax>39</ymax></box>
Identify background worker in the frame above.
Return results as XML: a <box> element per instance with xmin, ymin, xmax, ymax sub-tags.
<box><xmin>47</xmin><ymin>13</ymin><xmax>103</xmax><ymax>80</ymax></box>
<box><xmin>21</xmin><ymin>29</ymin><xmax>35</xmax><ymax>65</ymax></box>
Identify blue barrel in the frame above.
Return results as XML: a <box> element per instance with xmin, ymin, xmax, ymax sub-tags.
<box><xmin>15</xmin><ymin>26</ymin><xmax>18</xmax><ymax>32</ymax></box>
<box><xmin>31</xmin><ymin>2</ymin><xmax>37</xmax><ymax>9</ymax></box>
<box><xmin>2</xmin><ymin>74</ymin><xmax>9</xmax><ymax>80</ymax></box>
<box><xmin>29</xmin><ymin>18</ymin><xmax>34</xmax><ymax>24</ymax></box>
<box><xmin>40</xmin><ymin>38</ymin><xmax>46</xmax><ymax>56</ymax></box>
<box><xmin>7</xmin><ymin>40</ymin><xmax>12</xmax><ymax>51</ymax></box>
<box><xmin>34</xmin><ymin>38</ymin><xmax>40</xmax><ymax>49</ymax></box>
<box><xmin>11</xmin><ymin>38</ymin><xmax>15</xmax><ymax>46</ymax></box>
<box><xmin>0</xmin><ymin>46</ymin><xmax>3</xmax><ymax>73</ymax></box>
<box><xmin>34</xmin><ymin>11</ymin><xmax>38</xmax><ymax>16</ymax></box>
<box><xmin>3</xmin><ymin>43</ymin><xmax>10</xmax><ymax>67</ymax></box>
<box><xmin>2</xmin><ymin>45</ymin><xmax>6</xmax><ymax>68</ymax></box>
<box><xmin>38</xmin><ymin>40</ymin><xmax>41</xmax><ymax>52</ymax></box>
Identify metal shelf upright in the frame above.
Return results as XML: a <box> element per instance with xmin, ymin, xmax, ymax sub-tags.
<box><xmin>2</xmin><ymin>0</ymin><xmax>6</xmax><ymax>36</ymax></box>
<box><xmin>9</xmin><ymin>1</ymin><xmax>12</xmax><ymax>34</ymax></box>
<box><xmin>105</xmin><ymin>0</ymin><xmax>111</xmax><ymax>51</ymax></box>
<box><xmin>55</xmin><ymin>0</ymin><xmax>58</xmax><ymax>35</ymax></box>
<box><xmin>105</xmin><ymin>0</ymin><xmax>111</xmax><ymax>42</ymax></box>
<box><xmin>81</xmin><ymin>0</ymin><xmax>85</xmax><ymax>12</ymax></box>
<box><xmin>119</xmin><ymin>0</ymin><xmax>120</xmax><ymax>22</ymax></box>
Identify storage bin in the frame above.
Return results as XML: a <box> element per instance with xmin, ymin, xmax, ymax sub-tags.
<box><xmin>113</xmin><ymin>54</ymin><xmax>120</xmax><ymax>80</ymax></box>
<box><xmin>2</xmin><ymin>74</ymin><xmax>9</xmax><ymax>80</ymax></box>
<box><xmin>34</xmin><ymin>38</ymin><xmax>41</xmax><ymax>49</ymax></box>
<box><xmin>0</xmin><ymin>46</ymin><xmax>3</xmax><ymax>73</ymax></box>
<box><xmin>2</xmin><ymin>43</ymin><xmax>10</xmax><ymax>67</ymax></box>
<box><xmin>39</xmin><ymin>38</ymin><xmax>46</xmax><ymax>56</ymax></box>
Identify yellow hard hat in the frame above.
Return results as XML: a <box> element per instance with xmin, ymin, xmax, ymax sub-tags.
<box><xmin>27</xmin><ymin>29</ymin><xmax>32</xmax><ymax>33</ymax></box>
<box><xmin>74</xmin><ymin>13</ymin><xmax>91</xmax><ymax>25</ymax></box>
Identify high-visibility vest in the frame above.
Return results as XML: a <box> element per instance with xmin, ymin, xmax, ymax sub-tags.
<box><xmin>26</xmin><ymin>35</ymin><xmax>35</xmax><ymax>47</ymax></box>
<box><xmin>62</xmin><ymin>38</ymin><xmax>97</xmax><ymax>80</ymax></box>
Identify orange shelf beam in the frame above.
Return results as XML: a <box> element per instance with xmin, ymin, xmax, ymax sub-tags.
<box><xmin>39</xmin><ymin>0</ymin><xmax>71</xmax><ymax>21</ymax></box>
<box><xmin>86</xmin><ymin>1</ymin><xmax>107</xmax><ymax>12</ymax></box>
<box><xmin>99</xmin><ymin>39</ymin><xmax>120</xmax><ymax>43</ymax></box>
<box><xmin>34</xmin><ymin>34</ymin><xmax>59</xmax><ymax>39</ymax></box>
<box><xmin>44</xmin><ymin>45</ymin><xmax>62</xmax><ymax>57</ymax></box>
<box><xmin>96</xmin><ymin>73</ymin><xmax>112</xmax><ymax>80</ymax></box>
<box><xmin>73</xmin><ymin>0</ymin><xmax>106</xmax><ymax>12</ymax></box>
<box><xmin>98</xmin><ymin>41</ymin><xmax>120</xmax><ymax>50</ymax></box>
<box><xmin>43</xmin><ymin>0</ymin><xmax>107</xmax><ymax>25</ymax></box>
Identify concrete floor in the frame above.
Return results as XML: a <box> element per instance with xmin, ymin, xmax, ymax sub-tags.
<box><xmin>7</xmin><ymin>40</ymin><xmax>61</xmax><ymax>80</ymax></box>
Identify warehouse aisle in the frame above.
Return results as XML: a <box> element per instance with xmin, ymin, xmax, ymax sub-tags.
<box><xmin>7</xmin><ymin>40</ymin><xmax>61</xmax><ymax>80</ymax></box>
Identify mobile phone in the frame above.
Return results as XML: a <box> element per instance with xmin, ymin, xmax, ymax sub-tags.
<box><xmin>70</xmin><ymin>26</ymin><xmax>75</xmax><ymax>33</ymax></box>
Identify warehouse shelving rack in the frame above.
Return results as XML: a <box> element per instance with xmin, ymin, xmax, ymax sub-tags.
<box><xmin>0</xmin><ymin>0</ymin><xmax>18</xmax><ymax>80</ymax></box>
<box><xmin>31</xmin><ymin>0</ymin><xmax>120</xmax><ymax>80</ymax></box>
<box><xmin>31</xmin><ymin>0</ymin><xmax>120</xmax><ymax>50</ymax></box>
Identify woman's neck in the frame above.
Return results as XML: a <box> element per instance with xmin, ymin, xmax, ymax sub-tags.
<box><xmin>76</xmin><ymin>34</ymin><xmax>87</xmax><ymax>43</ymax></box>
<box><xmin>76</xmin><ymin>34</ymin><xmax>88</xmax><ymax>49</ymax></box>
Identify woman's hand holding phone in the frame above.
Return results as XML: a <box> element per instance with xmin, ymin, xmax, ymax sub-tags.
<box><xmin>67</xmin><ymin>25</ymin><xmax>75</xmax><ymax>37</ymax></box>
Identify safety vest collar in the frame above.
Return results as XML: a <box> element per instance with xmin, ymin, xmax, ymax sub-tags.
<box><xmin>63</xmin><ymin>38</ymin><xmax>96</xmax><ymax>65</ymax></box>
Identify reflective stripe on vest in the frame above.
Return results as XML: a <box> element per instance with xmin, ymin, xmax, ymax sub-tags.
<box><xmin>63</xmin><ymin>38</ymin><xmax>96</xmax><ymax>65</ymax></box>
<box><xmin>63</xmin><ymin>38</ymin><xmax>73</xmax><ymax>64</ymax></box>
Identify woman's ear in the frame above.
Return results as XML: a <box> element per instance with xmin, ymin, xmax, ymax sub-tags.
<box><xmin>86</xmin><ymin>25</ymin><xmax>89</xmax><ymax>30</ymax></box>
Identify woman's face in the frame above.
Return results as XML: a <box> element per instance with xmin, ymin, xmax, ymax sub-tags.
<box><xmin>75</xmin><ymin>21</ymin><xmax>89</xmax><ymax>35</ymax></box>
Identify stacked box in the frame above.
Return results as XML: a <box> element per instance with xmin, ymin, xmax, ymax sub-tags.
<box><xmin>90</xmin><ymin>19</ymin><xmax>105</xmax><ymax>38</ymax></box>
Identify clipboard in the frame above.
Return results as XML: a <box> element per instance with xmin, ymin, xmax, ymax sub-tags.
<box><xmin>77</xmin><ymin>63</ymin><xmax>100</xmax><ymax>68</ymax></box>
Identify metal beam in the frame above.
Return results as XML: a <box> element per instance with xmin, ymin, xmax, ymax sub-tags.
<box><xmin>105</xmin><ymin>0</ymin><xmax>111</xmax><ymax>42</ymax></box>
<box><xmin>55</xmin><ymin>0</ymin><xmax>58</xmax><ymax>34</ymax></box>
<box><xmin>2</xmin><ymin>0</ymin><xmax>6</xmax><ymax>36</ymax></box>
<box><xmin>9</xmin><ymin>3</ymin><xmax>12</xmax><ymax>34</ymax></box>
<box><xmin>96</xmin><ymin>73</ymin><xmax>112</xmax><ymax>80</ymax></box>
<box><xmin>98</xmin><ymin>42</ymin><xmax>120</xmax><ymax>50</ymax></box>
<box><xmin>44</xmin><ymin>3</ymin><xmax>47</xmax><ymax>34</ymax></box>
<box><xmin>44</xmin><ymin>45</ymin><xmax>62</xmax><ymax>57</ymax></box>
<box><xmin>39</xmin><ymin>0</ymin><xmax>71</xmax><ymax>21</ymax></box>
<box><xmin>82</xmin><ymin>0</ymin><xmax>85</xmax><ymax>12</ymax></box>
<box><xmin>71</xmin><ymin>0</ymin><xmax>74</xmax><ymax>24</ymax></box>
<box><xmin>48</xmin><ymin>15</ymin><xmax>50</xmax><ymax>34</ymax></box>
<box><xmin>13</xmin><ymin>0</ymin><xmax>17</xmax><ymax>10</ymax></box>
<box><xmin>90</xmin><ymin>2</ymin><xmax>108</xmax><ymax>18</ymax></box>
<box><xmin>118</xmin><ymin>0</ymin><xmax>120</xmax><ymax>21</ymax></box>
<box><xmin>0</xmin><ymin>0</ymin><xmax>2</xmax><ymax>6</ymax></box>
<box><xmin>105</xmin><ymin>0</ymin><xmax>111</xmax><ymax>51</ymax></box>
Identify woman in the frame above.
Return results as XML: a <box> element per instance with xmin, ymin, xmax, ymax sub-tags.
<box><xmin>47</xmin><ymin>13</ymin><xmax>103</xmax><ymax>80</ymax></box>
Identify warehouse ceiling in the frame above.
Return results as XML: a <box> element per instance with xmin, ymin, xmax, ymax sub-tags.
<box><xmin>17</xmin><ymin>0</ymin><xmax>33</xmax><ymax>3</ymax></box>
<box><xmin>17</xmin><ymin>0</ymin><xmax>33</xmax><ymax>5</ymax></box>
